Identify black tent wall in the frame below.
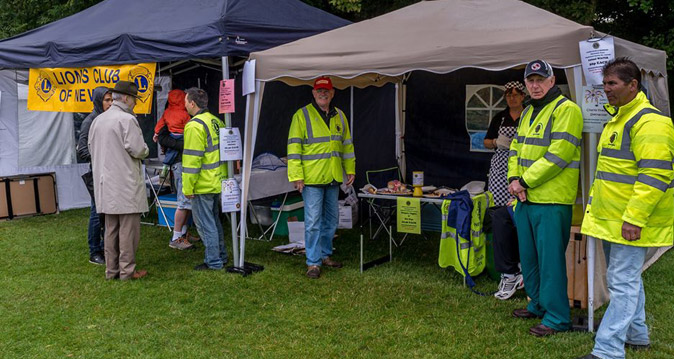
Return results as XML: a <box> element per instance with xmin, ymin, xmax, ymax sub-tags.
<box><xmin>405</xmin><ymin>68</ymin><xmax>568</xmax><ymax>189</ymax></box>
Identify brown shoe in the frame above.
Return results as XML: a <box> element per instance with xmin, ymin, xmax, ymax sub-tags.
<box><xmin>512</xmin><ymin>308</ymin><xmax>541</xmax><ymax>319</ymax></box>
<box><xmin>529</xmin><ymin>324</ymin><xmax>559</xmax><ymax>337</ymax></box>
<box><xmin>322</xmin><ymin>257</ymin><xmax>343</xmax><ymax>268</ymax></box>
<box><xmin>185</xmin><ymin>232</ymin><xmax>200</xmax><ymax>243</ymax></box>
<box><xmin>306</xmin><ymin>265</ymin><xmax>321</xmax><ymax>279</ymax></box>
<box><xmin>122</xmin><ymin>270</ymin><xmax>148</xmax><ymax>280</ymax></box>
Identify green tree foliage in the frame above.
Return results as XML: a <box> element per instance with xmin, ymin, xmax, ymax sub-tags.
<box><xmin>0</xmin><ymin>0</ymin><xmax>102</xmax><ymax>39</ymax></box>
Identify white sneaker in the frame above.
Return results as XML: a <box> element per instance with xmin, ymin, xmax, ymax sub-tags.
<box><xmin>494</xmin><ymin>273</ymin><xmax>524</xmax><ymax>300</ymax></box>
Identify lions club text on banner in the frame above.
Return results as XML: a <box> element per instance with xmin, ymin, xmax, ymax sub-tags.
<box><xmin>28</xmin><ymin>63</ymin><xmax>156</xmax><ymax>114</ymax></box>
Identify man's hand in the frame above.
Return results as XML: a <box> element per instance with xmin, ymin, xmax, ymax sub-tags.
<box><xmin>294</xmin><ymin>180</ymin><xmax>305</xmax><ymax>193</ymax></box>
<box><xmin>508</xmin><ymin>180</ymin><xmax>527</xmax><ymax>202</ymax></box>
<box><xmin>186</xmin><ymin>194</ymin><xmax>194</xmax><ymax>199</ymax></box>
<box><xmin>621</xmin><ymin>221</ymin><xmax>642</xmax><ymax>241</ymax></box>
<box><xmin>346</xmin><ymin>174</ymin><xmax>355</xmax><ymax>186</ymax></box>
<box><xmin>152</xmin><ymin>133</ymin><xmax>158</xmax><ymax>143</ymax></box>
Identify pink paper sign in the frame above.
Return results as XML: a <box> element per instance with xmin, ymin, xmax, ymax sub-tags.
<box><xmin>219</xmin><ymin>79</ymin><xmax>235</xmax><ymax>114</ymax></box>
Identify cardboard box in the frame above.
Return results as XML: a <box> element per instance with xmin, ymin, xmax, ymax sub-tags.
<box><xmin>1</xmin><ymin>173</ymin><xmax>58</xmax><ymax>220</ymax></box>
<box><xmin>566</xmin><ymin>226</ymin><xmax>588</xmax><ymax>308</ymax></box>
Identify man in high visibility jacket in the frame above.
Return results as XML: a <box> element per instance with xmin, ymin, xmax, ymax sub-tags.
<box><xmin>507</xmin><ymin>60</ymin><xmax>583</xmax><ymax>336</ymax></box>
<box><xmin>287</xmin><ymin>77</ymin><xmax>356</xmax><ymax>279</ymax></box>
<box><xmin>182</xmin><ymin>88</ymin><xmax>228</xmax><ymax>271</ymax></box>
<box><xmin>577</xmin><ymin>59</ymin><xmax>674</xmax><ymax>359</ymax></box>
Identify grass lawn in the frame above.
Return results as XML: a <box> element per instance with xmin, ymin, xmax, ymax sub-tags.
<box><xmin>1</xmin><ymin>209</ymin><xmax>673</xmax><ymax>358</ymax></box>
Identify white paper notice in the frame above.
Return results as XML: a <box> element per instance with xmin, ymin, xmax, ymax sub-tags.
<box><xmin>221</xmin><ymin>178</ymin><xmax>241</xmax><ymax>212</ymax></box>
<box><xmin>219</xmin><ymin>127</ymin><xmax>242</xmax><ymax>161</ymax></box>
<box><xmin>581</xmin><ymin>85</ymin><xmax>611</xmax><ymax>133</ymax></box>
<box><xmin>242</xmin><ymin>59</ymin><xmax>256</xmax><ymax>96</ymax></box>
<box><xmin>579</xmin><ymin>37</ymin><xmax>615</xmax><ymax>86</ymax></box>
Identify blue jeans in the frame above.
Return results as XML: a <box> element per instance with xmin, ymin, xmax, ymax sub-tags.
<box><xmin>302</xmin><ymin>185</ymin><xmax>339</xmax><ymax>266</ymax></box>
<box><xmin>172</xmin><ymin>162</ymin><xmax>191</xmax><ymax>210</ymax></box>
<box><xmin>592</xmin><ymin>242</ymin><xmax>649</xmax><ymax>359</ymax></box>
<box><xmin>192</xmin><ymin>194</ymin><xmax>227</xmax><ymax>269</ymax></box>
<box><xmin>87</xmin><ymin>198</ymin><xmax>104</xmax><ymax>255</ymax></box>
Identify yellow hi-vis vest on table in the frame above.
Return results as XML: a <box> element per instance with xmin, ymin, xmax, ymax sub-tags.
<box><xmin>439</xmin><ymin>192</ymin><xmax>493</xmax><ymax>277</ymax></box>
<box><xmin>287</xmin><ymin>104</ymin><xmax>356</xmax><ymax>185</ymax></box>
<box><xmin>507</xmin><ymin>95</ymin><xmax>583</xmax><ymax>204</ymax></box>
<box><xmin>182</xmin><ymin>112</ymin><xmax>227</xmax><ymax>195</ymax></box>
<box><xmin>581</xmin><ymin>92</ymin><xmax>674</xmax><ymax>247</ymax></box>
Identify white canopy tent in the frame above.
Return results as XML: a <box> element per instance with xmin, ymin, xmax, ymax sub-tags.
<box><xmin>240</xmin><ymin>0</ymin><xmax>670</xmax><ymax>329</ymax></box>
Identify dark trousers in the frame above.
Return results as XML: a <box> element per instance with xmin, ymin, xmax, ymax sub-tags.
<box><xmin>490</xmin><ymin>205</ymin><xmax>520</xmax><ymax>274</ymax></box>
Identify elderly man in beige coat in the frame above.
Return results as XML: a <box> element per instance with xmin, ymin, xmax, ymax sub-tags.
<box><xmin>89</xmin><ymin>81</ymin><xmax>149</xmax><ymax>280</ymax></box>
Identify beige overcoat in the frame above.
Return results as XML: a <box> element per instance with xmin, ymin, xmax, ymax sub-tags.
<box><xmin>89</xmin><ymin>102</ymin><xmax>149</xmax><ymax>214</ymax></box>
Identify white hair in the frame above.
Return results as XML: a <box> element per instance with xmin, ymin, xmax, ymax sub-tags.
<box><xmin>112</xmin><ymin>92</ymin><xmax>125</xmax><ymax>101</ymax></box>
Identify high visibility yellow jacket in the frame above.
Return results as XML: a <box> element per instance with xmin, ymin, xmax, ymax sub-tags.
<box><xmin>182</xmin><ymin>111</ymin><xmax>227</xmax><ymax>195</ymax></box>
<box><xmin>507</xmin><ymin>95</ymin><xmax>583</xmax><ymax>204</ymax></box>
<box><xmin>438</xmin><ymin>192</ymin><xmax>492</xmax><ymax>277</ymax></box>
<box><xmin>287</xmin><ymin>103</ymin><xmax>355</xmax><ymax>185</ymax></box>
<box><xmin>581</xmin><ymin>92</ymin><xmax>674</xmax><ymax>247</ymax></box>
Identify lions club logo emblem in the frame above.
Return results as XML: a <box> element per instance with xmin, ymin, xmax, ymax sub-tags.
<box><xmin>128</xmin><ymin>66</ymin><xmax>153</xmax><ymax>103</ymax></box>
<box><xmin>34</xmin><ymin>71</ymin><xmax>56</xmax><ymax>102</ymax></box>
<box><xmin>534</xmin><ymin>123</ymin><xmax>543</xmax><ymax>134</ymax></box>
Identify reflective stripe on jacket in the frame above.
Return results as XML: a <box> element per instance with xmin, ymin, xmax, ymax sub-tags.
<box><xmin>287</xmin><ymin>103</ymin><xmax>356</xmax><ymax>185</ymax></box>
<box><xmin>182</xmin><ymin>112</ymin><xmax>227</xmax><ymax>195</ymax></box>
<box><xmin>581</xmin><ymin>91</ymin><xmax>674</xmax><ymax>247</ymax></box>
<box><xmin>438</xmin><ymin>192</ymin><xmax>492</xmax><ymax>277</ymax></box>
<box><xmin>507</xmin><ymin>95</ymin><xmax>583</xmax><ymax>204</ymax></box>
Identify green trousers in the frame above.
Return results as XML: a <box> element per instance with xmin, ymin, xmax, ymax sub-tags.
<box><xmin>513</xmin><ymin>202</ymin><xmax>572</xmax><ymax>331</ymax></box>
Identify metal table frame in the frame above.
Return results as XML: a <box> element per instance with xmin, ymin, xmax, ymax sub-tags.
<box><xmin>358</xmin><ymin>193</ymin><xmax>445</xmax><ymax>272</ymax></box>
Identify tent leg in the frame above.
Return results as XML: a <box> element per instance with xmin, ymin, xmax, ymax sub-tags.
<box><xmin>220</xmin><ymin>56</ymin><xmax>242</xmax><ymax>273</ymax></box>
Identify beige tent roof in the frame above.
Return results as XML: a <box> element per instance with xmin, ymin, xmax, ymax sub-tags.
<box><xmin>250</xmin><ymin>0</ymin><xmax>667</xmax><ymax>88</ymax></box>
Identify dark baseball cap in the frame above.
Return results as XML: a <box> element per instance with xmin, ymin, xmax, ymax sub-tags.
<box><xmin>524</xmin><ymin>59</ymin><xmax>554</xmax><ymax>79</ymax></box>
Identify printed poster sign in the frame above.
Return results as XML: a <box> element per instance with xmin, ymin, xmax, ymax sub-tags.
<box><xmin>28</xmin><ymin>63</ymin><xmax>156</xmax><ymax>114</ymax></box>
<box><xmin>397</xmin><ymin>197</ymin><xmax>421</xmax><ymax>234</ymax></box>
<box><xmin>579</xmin><ymin>37</ymin><xmax>615</xmax><ymax>86</ymax></box>
<box><xmin>581</xmin><ymin>86</ymin><xmax>611</xmax><ymax>133</ymax></box>
<box><xmin>219</xmin><ymin>79</ymin><xmax>235</xmax><ymax>114</ymax></box>
<box><xmin>219</xmin><ymin>127</ymin><xmax>242</xmax><ymax>161</ymax></box>
<box><xmin>221</xmin><ymin>178</ymin><xmax>241</xmax><ymax>212</ymax></box>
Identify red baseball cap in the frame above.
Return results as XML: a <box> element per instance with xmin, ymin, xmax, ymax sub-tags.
<box><xmin>313</xmin><ymin>76</ymin><xmax>333</xmax><ymax>90</ymax></box>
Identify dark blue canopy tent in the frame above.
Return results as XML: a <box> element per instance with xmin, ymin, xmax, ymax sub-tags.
<box><xmin>0</xmin><ymin>0</ymin><xmax>352</xmax><ymax>272</ymax></box>
<box><xmin>0</xmin><ymin>0</ymin><xmax>350</xmax><ymax>68</ymax></box>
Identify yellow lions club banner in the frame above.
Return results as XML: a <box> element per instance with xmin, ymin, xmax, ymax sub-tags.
<box><xmin>28</xmin><ymin>63</ymin><xmax>156</xmax><ymax>114</ymax></box>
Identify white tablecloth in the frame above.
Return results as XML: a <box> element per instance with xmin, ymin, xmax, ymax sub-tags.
<box><xmin>235</xmin><ymin>167</ymin><xmax>296</xmax><ymax>201</ymax></box>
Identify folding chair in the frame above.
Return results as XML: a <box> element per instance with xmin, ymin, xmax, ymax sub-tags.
<box><xmin>365</xmin><ymin>167</ymin><xmax>401</xmax><ymax>241</ymax></box>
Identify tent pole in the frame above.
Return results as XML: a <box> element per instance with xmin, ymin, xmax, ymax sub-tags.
<box><xmin>574</xmin><ymin>65</ymin><xmax>597</xmax><ymax>332</ymax></box>
<box><xmin>239</xmin><ymin>80</ymin><xmax>264</xmax><ymax>269</ymax></box>
<box><xmin>222</xmin><ymin>56</ymin><xmax>240</xmax><ymax>268</ymax></box>
<box><xmin>350</xmin><ymin>86</ymin><xmax>354</xmax><ymax>140</ymax></box>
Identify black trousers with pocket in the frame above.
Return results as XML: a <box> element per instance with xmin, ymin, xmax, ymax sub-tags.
<box><xmin>490</xmin><ymin>205</ymin><xmax>520</xmax><ymax>275</ymax></box>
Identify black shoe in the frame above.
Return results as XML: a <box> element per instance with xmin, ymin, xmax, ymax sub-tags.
<box><xmin>89</xmin><ymin>253</ymin><xmax>105</xmax><ymax>265</ymax></box>
<box><xmin>512</xmin><ymin>308</ymin><xmax>541</xmax><ymax>319</ymax></box>
<box><xmin>193</xmin><ymin>263</ymin><xmax>222</xmax><ymax>271</ymax></box>
<box><xmin>575</xmin><ymin>355</ymin><xmax>600</xmax><ymax>359</ymax></box>
<box><xmin>194</xmin><ymin>263</ymin><xmax>210</xmax><ymax>271</ymax></box>
<box><xmin>626</xmin><ymin>342</ymin><xmax>650</xmax><ymax>351</ymax></box>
